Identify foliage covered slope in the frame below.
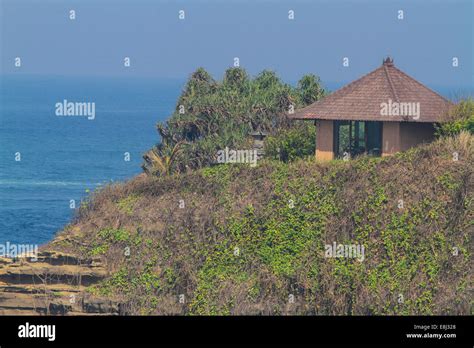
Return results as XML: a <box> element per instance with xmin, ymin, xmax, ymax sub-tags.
<box><xmin>49</xmin><ymin>133</ymin><xmax>473</xmax><ymax>315</ymax></box>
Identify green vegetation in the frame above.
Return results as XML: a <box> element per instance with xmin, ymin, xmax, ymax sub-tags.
<box><xmin>436</xmin><ymin>98</ymin><xmax>474</xmax><ymax>137</ymax></box>
<box><xmin>117</xmin><ymin>195</ymin><xmax>140</xmax><ymax>215</ymax></box>
<box><xmin>265</xmin><ymin>122</ymin><xmax>316</xmax><ymax>162</ymax></box>
<box><xmin>142</xmin><ymin>67</ymin><xmax>325</xmax><ymax>175</ymax></box>
<box><xmin>142</xmin><ymin>142</ymin><xmax>186</xmax><ymax>176</ymax></box>
<box><xmin>48</xmin><ymin>70</ymin><xmax>474</xmax><ymax>315</ymax></box>
<box><xmin>52</xmin><ymin>132</ymin><xmax>473</xmax><ymax>315</ymax></box>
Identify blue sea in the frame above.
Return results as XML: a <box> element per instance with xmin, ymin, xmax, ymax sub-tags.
<box><xmin>0</xmin><ymin>75</ymin><xmax>183</xmax><ymax>246</ymax></box>
<box><xmin>0</xmin><ymin>75</ymin><xmax>471</xmax><ymax>247</ymax></box>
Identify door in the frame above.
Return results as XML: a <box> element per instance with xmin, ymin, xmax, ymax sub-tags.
<box><xmin>333</xmin><ymin>121</ymin><xmax>382</xmax><ymax>158</ymax></box>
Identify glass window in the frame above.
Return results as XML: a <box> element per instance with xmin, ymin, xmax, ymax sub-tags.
<box><xmin>334</xmin><ymin>121</ymin><xmax>382</xmax><ymax>158</ymax></box>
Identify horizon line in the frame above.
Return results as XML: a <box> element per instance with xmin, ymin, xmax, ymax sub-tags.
<box><xmin>1</xmin><ymin>72</ymin><xmax>473</xmax><ymax>89</ymax></box>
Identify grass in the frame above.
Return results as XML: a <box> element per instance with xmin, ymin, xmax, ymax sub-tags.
<box><xmin>49</xmin><ymin>133</ymin><xmax>473</xmax><ymax>315</ymax></box>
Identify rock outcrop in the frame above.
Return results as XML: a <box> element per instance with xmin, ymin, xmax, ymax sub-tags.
<box><xmin>0</xmin><ymin>251</ymin><xmax>121</xmax><ymax>315</ymax></box>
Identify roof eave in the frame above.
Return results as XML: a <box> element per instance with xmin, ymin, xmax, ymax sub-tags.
<box><xmin>289</xmin><ymin>113</ymin><xmax>443</xmax><ymax>123</ymax></box>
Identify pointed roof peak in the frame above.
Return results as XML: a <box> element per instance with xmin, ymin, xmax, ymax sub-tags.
<box><xmin>291</xmin><ymin>58</ymin><xmax>453</xmax><ymax>123</ymax></box>
<box><xmin>383</xmin><ymin>56</ymin><xmax>394</xmax><ymax>66</ymax></box>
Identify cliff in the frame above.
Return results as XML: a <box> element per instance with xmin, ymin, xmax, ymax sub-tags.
<box><xmin>1</xmin><ymin>133</ymin><xmax>472</xmax><ymax>315</ymax></box>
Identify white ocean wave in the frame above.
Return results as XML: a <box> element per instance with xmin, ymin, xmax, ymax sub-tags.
<box><xmin>0</xmin><ymin>179</ymin><xmax>105</xmax><ymax>187</ymax></box>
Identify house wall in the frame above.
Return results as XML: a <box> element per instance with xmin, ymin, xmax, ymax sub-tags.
<box><xmin>314</xmin><ymin>120</ymin><xmax>434</xmax><ymax>160</ymax></box>
<box><xmin>315</xmin><ymin>120</ymin><xmax>334</xmax><ymax>161</ymax></box>
<box><xmin>382</xmin><ymin>122</ymin><xmax>400</xmax><ymax>156</ymax></box>
<box><xmin>399</xmin><ymin>122</ymin><xmax>436</xmax><ymax>151</ymax></box>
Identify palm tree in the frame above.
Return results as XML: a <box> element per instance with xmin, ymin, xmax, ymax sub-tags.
<box><xmin>142</xmin><ymin>141</ymin><xmax>186</xmax><ymax>176</ymax></box>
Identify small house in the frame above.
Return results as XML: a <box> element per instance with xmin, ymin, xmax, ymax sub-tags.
<box><xmin>290</xmin><ymin>58</ymin><xmax>453</xmax><ymax>160</ymax></box>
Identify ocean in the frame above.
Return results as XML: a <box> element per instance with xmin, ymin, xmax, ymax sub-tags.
<box><xmin>0</xmin><ymin>75</ymin><xmax>183</xmax><ymax>246</ymax></box>
<box><xmin>0</xmin><ymin>75</ymin><xmax>471</xmax><ymax>247</ymax></box>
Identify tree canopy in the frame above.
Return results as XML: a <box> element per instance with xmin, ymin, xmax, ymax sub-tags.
<box><xmin>143</xmin><ymin>67</ymin><xmax>326</xmax><ymax>175</ymax></box>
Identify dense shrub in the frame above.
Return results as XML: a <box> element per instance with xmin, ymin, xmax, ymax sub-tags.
<box><xmin>265</xmin><ymin>121</ymin><xmax>316</xmax><ymax>162</ymax></box>
<box><xmin>53</xmin><ymin>133</ymin><xmax>473</xmax><ymax>315</ymax></box>
<box><xmin>142</xmin><ymin>68</ymin><xmax>325</xmax><ymax>175</ymax></box>
<box><xmin>436</xmin><ymin>98</ymin><xmax>474</xmax><ymax>137</ymax></box>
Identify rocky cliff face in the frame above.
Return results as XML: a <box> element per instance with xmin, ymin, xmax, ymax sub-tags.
<box><xmin>0</xmin><ymin>251</ymin><xmax>121</xmax><ymax>315</ymax></box>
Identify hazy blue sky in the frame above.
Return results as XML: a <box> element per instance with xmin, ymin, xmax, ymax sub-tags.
<box><xmin>1</xmin><ymin>0</ymin><xmax>472</xmax><ymax>87</ymax></box>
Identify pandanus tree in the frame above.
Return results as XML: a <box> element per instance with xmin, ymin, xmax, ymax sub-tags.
<box><xmin>143</xmin><ymin>67</ymin><xmax>326</xmax><ymax>175</ymax></box>
<box><xmin>296</xmin><ymin>74</ymin><xmax>325</xmax><ymax>105</ymax></box>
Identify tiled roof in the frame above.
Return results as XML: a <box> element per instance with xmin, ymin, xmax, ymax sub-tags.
<box><xmin>291</xmin><ymin>58</ymin><xmax>453</xmax><ymax>122</ymax></box>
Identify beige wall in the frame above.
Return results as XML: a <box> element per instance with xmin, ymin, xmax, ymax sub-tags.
<box><xmin>382</xmin><ymin>122</ymin><xmax>436</xmax><ymax>155</ymax></box>
<box><xmin>314</xmin><ymin>120</ymin><xmax>435</xmax><ymax>160</ymax></box>
<box><xmin>315</xmin><ymin>120</ymin><xmax>334</xmax><ymax>161</ymax></box>
<box><xmin>382</xmin><ymin>122</ymin><xmax>400</xmax><ymax>156</ymax></box>
<box><xmin>399</xmin><ymin>123</ymin><xmax>436</xmax><ymax>151</ymax></box>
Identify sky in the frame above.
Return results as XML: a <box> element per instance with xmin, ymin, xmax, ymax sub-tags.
<box><xmin>0</xmin><ymin>0</ymin><xmax>473</xmax><ymax>87</ymax></box>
